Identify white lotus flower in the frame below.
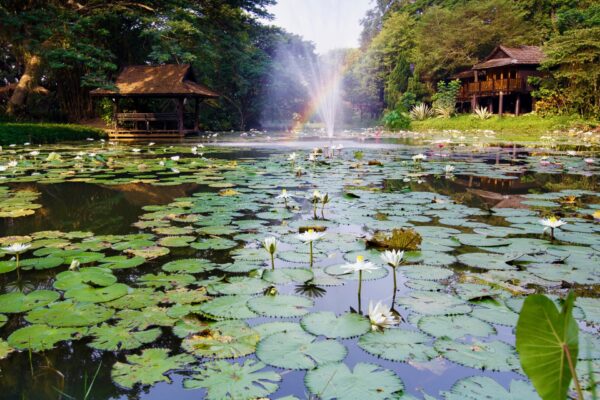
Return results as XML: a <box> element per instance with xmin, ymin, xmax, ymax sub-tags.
<box><xmin>191</xmin><ymin>146</ymin><xmax>198</xmax><ymax>154</ymax></box>
<box><xmin>341</xmin><ymin>255</ymin><xmax>380</xmax><ymax>274</ymax></box>
<box><xmin>297</xmin><ymin>229</ymin><xmax>325</xmax><ymax>243</ymax></box>
<box><xmin>540</xmin><ymin>217</ymin><xmax>566</xmax><ymax>229</ymax></box>
<box><xmin>132</xmin><ymin>148</ymin><xmax>142</xmax><ymax>153</ymax></box>
<box><xmin>584</xmin><ymin>158</ymin><xmax>594</xmax><ymax>164</ymax></box>
<box><xmin>445</xmin><ymin>165</ymin><xmax>455</xmax><ymax>173</ymax></box>
<box><xmin>308</xmin><ymin>153</ymin><xmax>316</xmax><ymax>161</ymax></box>
<box><xmin>288</xmin><ymin>152</ymin><xmax>297</xmax><ymax>161</ymax></box>
<box><xmin>412</xmin><ymin>153</ymin><xmax>426</xmax><ymax>162</ymax></box>
<box><xmin>277</xmin><ymin>189</ymin><xmax>292</xmax><ymax>200</ymax></box>
<box><xmin>567</xmin><ymin>150</ymin><xmax>576</xmax><ymax>156</ymax></box>
<box><xmin>380</xmin><ymin>250</ymin><xmax>404</xmax><ymax>268</ymax></box>
<box><xmin>170</xmin><ymin>156</ymin><xmax>180</xmax><ymax>161</ymax></box>
<box><xmin>368</xmin><ymin>301</ymin><xmax>400</xmax><ymax>331</ymax></box>
<box><xmin>0</xmin><ymin>165</ymin><xmax>7</xmax><ymax>172</ymax></box>
<box><xmin>2</xmin><ymin>243</ymin><xmax>31</xmax><ymax>254</ymax></box>
<box><xmin>24</xmin><ymin>142</ymin><xmax>30</xmax><ymax>146</ymax></box>
<box><xmin>8</xmin><ymin>160</ymin><xmax>17</xmax><ymax>167</ymax></box>
<box><xmin>148</xmin><ymin>142</ymin><xmax>155</xmax><ymax>146</ymax></box>
<box><xmin>29</xmin><ymin>151</ymin><xmax>40</xmax><ymax>157</ymax></box>
<box><xmin>263</xmin><ymin>237</ymin><xmax>278</xmax><ymax>256</ymax></box>
<box><xmin>312</xmin><ymin>190</ymin><xmax>322</xmax><ymax>201</ymax></box>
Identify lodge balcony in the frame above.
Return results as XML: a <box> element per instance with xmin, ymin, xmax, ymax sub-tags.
<box><xmin>457</xmin><ymin>78</ymin><xmax>526</xmax><ymax>101</ymax></box>
<box><xmin>107</xmin><ymin>112</ymin><xmax>199</xmax><ymax>139</ymax></box>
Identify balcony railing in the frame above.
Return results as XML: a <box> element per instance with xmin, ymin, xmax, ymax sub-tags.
<box><xmin>458</xmin><ymin>78</ymin><xmax>525</xmax><ymax>99</ymax></box>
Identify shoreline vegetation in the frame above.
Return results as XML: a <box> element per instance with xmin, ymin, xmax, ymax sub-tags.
<box><xmin>0</xmin><ymin>123</ymin><xmax>103</xmax><ymax>146</ymax></box>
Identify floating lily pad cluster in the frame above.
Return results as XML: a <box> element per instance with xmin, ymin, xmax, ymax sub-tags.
<box><xmin>0</xmin><ymin>141</ymin><xmax>598</xmax><ymax>399</ymax></box>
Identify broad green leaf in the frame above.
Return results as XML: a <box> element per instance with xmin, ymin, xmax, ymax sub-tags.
<box><xmin>88</xmin><ymin>324</ymin><xmax>161</xmax><ymax>351</ymax></box>
<box><xmin>358</xmin><ymin>329</ymin><xmax>438</xmax><ymax>362</ymax></box>
<box><xmin>8</xmin><ymin>324</ymin><xmax>84</xmax><ymax>351</ymax></box>
<box><xmin>182</xmin><ymin>320</ymin><xmax>259</xmax><ymax>358</ymax></box>
<box><xmin>442</xmin><ymin>376</ymin><xmax>540</xmax><ymax>399</ymax></box>
<box><xmin>301</xmin><ymin>311</ymin><xmax>370</xmax><ymax>339</ymax></box>
<box><xmin>0</xmin><ymin>290</ymin><xmax>60</xmax><ymax>313</ymax></box>
<box><xmin>248</xmin><ymin>295</ymin><xmax>313</xmax><ymax>318</ymax></box>
<box><xmin>26</xmin><ymin>301</ymin><xmax>114</xmax><ymax>327</ymax></box>
<box><xmin>435</xmin><ymin>338</ymin><xmax>520</xmax><ymax>371</ymax></box>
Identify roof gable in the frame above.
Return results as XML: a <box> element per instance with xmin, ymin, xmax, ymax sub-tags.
<box><xmin>91</xmin><ymin>64</ymin><xmax>218</xmax><ymax>97</ymax></box>
<box><xmin>474</xmin><ymin>45</ymin><xmax>544</xmax><ymax>70</ymax></box>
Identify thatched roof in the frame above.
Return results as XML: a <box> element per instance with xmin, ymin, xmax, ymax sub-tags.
<box><xmin>473</xmin><ymin>45</ymin><xmax>544</xmax><ymax>70</ymax></box>
<box><xmin>91</xmin><ymin>64</ymin><xmax>218</xmax><ymax>98</ymax></box>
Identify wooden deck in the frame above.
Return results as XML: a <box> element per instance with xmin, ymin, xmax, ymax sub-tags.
<box><xmin>458</xmin><ymin>78</ymin><xmax>525</xmax><ymax>100</ymax></box>
<box><xmin>107</xmin><ymin>112</ymin><xmax>196</xmax><ymax>139</ymax></box>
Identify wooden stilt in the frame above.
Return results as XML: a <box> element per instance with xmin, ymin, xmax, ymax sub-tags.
<box><xmin>499</xmin><ymin>91</ymin><xmax>504</xmax><ymax>116</ymax></box>
<box><xmin>194</xmin><ymin>98</ymin><xmax>200</xmax><ymax>132</ymax></box>
<box><xmin>515</xmin><ymin>94</ymin><xmax>521</xmax><ymax>116</ymax></box>
<box><xmin>177</xmin><ymin>98</ymin><xmax>184</xmax><ymax>134</ymax></box>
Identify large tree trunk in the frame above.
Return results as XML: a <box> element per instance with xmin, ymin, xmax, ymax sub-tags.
<box><xmin>56</xmin><ymin>68</ymin><xmax>93</xmax><ymax>122</ymax></box>
<box><xmin>7</xmin><ymin>53</ymin><xmax>42</xmax><ymax>116</ymax></box>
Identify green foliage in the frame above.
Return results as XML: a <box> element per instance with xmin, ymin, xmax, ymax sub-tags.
<box><xmin>0</xmin><ymin>123</ymin><xmax>102</xmax><ymax>145</ymax></box>
<box><xmin>381</xmin><ymin>110</ymin><xmax>411</xmax><ymax>131</ymax></box>
<box><xmin>432</xmin><ymin>80</ymin><xmax>461</xmax><ymax>118</ymax></box>
<box><xmin>516</xmin><ymin>292</ymin><xmax>583</xmax><ymax>400</ymax></box>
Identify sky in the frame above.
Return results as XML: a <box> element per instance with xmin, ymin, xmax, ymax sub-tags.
<box><xmin>266</xmin><ymin>0</ymin><xmax>372</xmax><ymax>54</ymax></box>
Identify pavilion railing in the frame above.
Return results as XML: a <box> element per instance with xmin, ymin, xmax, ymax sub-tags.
<box><xmin>458</xmin><ymin>78</ymin><xmax>525</xmax><ymax>100</ymax></box>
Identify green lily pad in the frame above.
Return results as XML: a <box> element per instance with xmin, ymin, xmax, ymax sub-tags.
<box><xmin>116</xmin><ymin>307</ymin><xmax>177</xmax><ymax>330</ymax></box>
<box><xmin>7</xmin><ymin>324</ymin><xmax>83</xmax><ymax>351</ymax></box>
<box><xmin>184</xmin><ymin>360</ymin><xmax>281</xmax><ymax>400</ymax></box>
<box><xmin>198</xmin><ymin>295</ymin><xmax>257</xmax><ymax>320</ymax></box>
<box><xmin>248</xmin><ymin>295</ymin><xmax>313</xmax><ymax>318</ymax></box>
<box><xmin>305</xmin><ymin>362</ymin><xmax>404</xmax><ymax>400</ymax></box>
<box><xmin>54</xmin><ymin>267</ymin><xmax>117</xmax><ymax>290</ymax></box>
<box><xmin>0</xmin><ymin>290</ymin><xmax>60</xmax><ymax>313</ymax></box>
<box><xmin>358</xmin><ymin>328</ymin><xmax>438</xmax><ymax>362</ymax></box>
<box><xmin>417</xmin><ymin>315</ymin><xmax>495</xmax><ymax>339</ymax></box>
<box><xmin>138</xmin><ymin>273</ymin><xmax>195</xmax><ymax>289</ymax></box>
<box><xmin>19</xmin><ymin>256</ymin><xmax>64</xmax><ymax>270</ymax></box>
<box><xmin>396</xmin><ymin>291</ymin><xmax>472</xmax><ymax>315</ymax></box>
<box><xmin>182</xmin><ymin>320</ymin><xmax>259</xmax><ymax>359</ymax></box>
<box><xmin>65</xmin><ymin>283</ymin><xmax>129</xmax><ymax>303</ymax></box>
<box><xmin>111</xmin><ymin>348</ymin><xmax>195</xmax><ymax>389</ymax></box>
<box><xmin>26</xmin><ymin>301</ymin><xmax>114</xmax><ymax>327</ymax></box>
<box><xmin>253</xmin><ymin>321</ymin><xmax>304</xmax><ymax>338</ymax></box>
<box><xmin>162</xmin><ymin>258</ymin><xmax>215</xmax><ymax>273</ymax></box>
<box><xmin>88</xmin><ymin>324</ymin><xmax>161</xmax><ymax>351</ymax></box>
<box><xmin>207</xmin><ymin>276</ymin><xmax>269</xmax><ymax>295</ymax></box>
<box><xmin>262</xmin><ymin>268</ymin><xmax>314</xmax><ymax>285</ymax></box>
<box><xmin>442</xmin><ymin>376</ymin><xmax>540</xmax><ymax>400</ymax></box>
<box><xmin>100</xmin><ymin>256</ymin><xmax>146</xmax><ymax>270</ymax></box>
<box><xmin>256</xmin><ymin>330</ymin><xmax>346</xmax><ymax>370</ymax></box>
<box><xmin>190</xmin><ymin>237</ymin><xmax>238</xmax><ymax>251</ymax></box>
<box><xmin>301</xmin><ymin>311</ymin><xmax>370</xmax><ymax>339</ymax></box>
<box><xmin>435</xmin><ymin>338</ymin><xmax>520</xmax><ymax>371</ymax></box>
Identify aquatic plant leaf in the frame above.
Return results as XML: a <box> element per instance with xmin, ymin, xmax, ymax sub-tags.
<box><xmin>19</xmin><ymin>256</ymin><xmax>64</xmax><ymax>270</ymax></box>
<box><xmin>162</xmin><ymin>258</ymin><xmax>215</xmax><ymax>273</ymax></box>
<box><xmin>516</xmin><ymin>292</ymin><xmax>579</xmax><ymax>400</ymax></box>
<box><xmin>159</xmin><ymin>287</ymin><xmax>211</xmax><ymax>304</ymax></box>
<box><xmin>453</xmin><ymin>283</ymin><xmax>503</xmax><ymax>301</ymax></box>
<box><xmin>0</xmin><ymin>261</ymin><xmax>16</xmax><ymax>274</ymax></box>
<box><xmin>402</xmin><ymin>265</ymin><xmax>453</xmax><ymax>281</ymax></box>
<box><xmin>54</xmin><ymin>267</ymin><xmax>117</xmax><ymax>290</ymax></box>
<box><xmin>471</xmin><ymin>303</ymin><xmax>519</xmax><ymax>327</ymax></box>
<box><xmin>253</xmin><ymin>321</ymin><xmax>304</xmax><ymax>338</ymax></box>
<box><xmin>100</xmin><ymin>256</ymin><xmax>145</xmax><ymax>270</ymax></box>
<box><xmin>0</xmin><ymin>314</ymin><xmax>6</xmax><ymax>327</ymax></box>
<box><xmin>248</xmin><ymin>295</ymin><xmax>313</xmax><ymax>318</ymax></box>
<box><xmin>442</xmin><ymin>376</ymin><xmax>540</xmax><ymax>400</ymax></box>
<box><xmin>435</xmin><ymin>338</ymin><xmax>520</xmax><ymax>371</ymax></box>
<box><xmin>417</xmin><ymin>315</ymin><xmax>495</xmax><ymax>339</ymax></box>
<box><xmin>157</xmin><ymin>235</ymin><xmax>195</xmax><ymax>248</ymax></box>
<box><xmin>65</xmin><ymin>283</ymin><xmax>129</xmax><ymax>303</ymax></box>
<box><xmin>0</xmin><ymin>290</ymin><xmax>60</xmax><ymax>313</ymax></box>
<box><xmin>111</xmin><ymin>348</ymin><xmax>194</xmax><ymax>389</ymax></box>
<box><xmin>358</xmin><ymin>329</ymin><xmax>437</xmax><ymax>362</ymax></box>
<box><xmin>301</xmin><ymin>311</ymin><xmax>370</xmax><ymax>339</ymax></box>
<box><xmin>256</xmin><ymin>331</ymin><xmax>346</xmax><ymax>370</ymax></box>
<box><xmin>116</xmin><ymin>307</ymin><xmax>177</xmax><ymax>330</ymax></box>
<box><xmin>25</xmin><ymin>301</ymin><xmax>114</xmax><ymax>327</ymax></box>
<box><xmin>198</xmin><ymin>295</ymin><xmax>257</xmax><ymax>320</ymax></box>
<box><xmin>182</xmin><ymin>320</ymin><xmax>259</xmax><ymax>358</ymax></box>
<box><xmin>88</xmin><ymin>324</ymin><xmax>161</xmax><ymax>351</ymax></box>
<box><xmin>305</xmin><ymin>362</ymin><xmax>404</xmax><ymax>400</ymax></box>
<box><xmin>184</xmin><ymin>360</ymin><xmax>281</xmax><ymax>400</ymax></box>
<box><xmin>325</xmin><ymin>264</ymin><xmax>388</xmax><ymax>281</ymax></box>
<box><xmin>262</xmin><ymin>268</ymin><xmax>314</xmax><ymax>285</ymax></box>
<box><xmin>125</xmin><ymin>245</ymin><xmax>170</xmax><ymax>259</ymax></box>
<box><xmin>457</xmin><ymin>253</ymin><xmax>515</xmax><ymax>270</ymax></box>
<box><xmin>576</xmin><ymin>297</ymin><xmax>600</xmax><ymax>325</ymax></box>
<box><xmin>207</xmin><ymin>276</ymin><xmax>269</xmax><ymax>295</ymax></box>
<box><xmin>8</xmin><ymin>324</ymin><xmax>83</xmax><ymax>351</ymax></box>
<box><xmin>105</xmin><ymin>288</ymin><xmax>158</xmax><ymax>309</ymax></box>
<box><xmin>396</xmin><ymin>291</ymin><xmax>471</xmax><ymax>315</ymax></box>
<box><xmin>138</xmin><ymin>272</ymin><xmax>195</xmax><ymax>289</ymax></box>
<box><xmin>190</xmin><ymin>237</ymin><xmax>237</xmax><ymax>250</ymax></box>
<box><xmin>0</xmin><ymin>339</ymin><xmax>13</xmax><ymax>359</ymax></box>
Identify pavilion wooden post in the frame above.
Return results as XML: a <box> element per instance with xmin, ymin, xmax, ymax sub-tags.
<box><xmin>515</xmin><ymin>94</ymin><xmax>521</xmax><ymax>116</ymax></box>
<box><xmin>498</xmin><ymin>91</ymin><xmax>504</xmax><ymax>116</ymax></box>
<box><xmin>194</xmin><ymin>97</ymin><xmax>200</xmax><ymax>132</ymax></box>
<box><xmin>177</xmin><ymin>97</ymin><xmax>184</xmax><ymax>135</ymax></box>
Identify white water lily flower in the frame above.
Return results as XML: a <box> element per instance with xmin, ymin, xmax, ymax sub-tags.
<box><xmin>445</xmin><ymin>165</ymin><xmax>455</xmax><ymax>173</ymax></box>
<box><xmin>29</xmin><ymin>151</ymin><xmax>40</xmax><ymax>157</ymax></box>
<box><xmin>567</xmin><ymin>150</ymin><xmax>576</xmax><ymax>156</ymax></box>
<box><xmin>341</xmin><ymin>255</ymin><xmax>380</xmax><ymax>274</ymax></box>
<box><xmin>8</xmin><ymin>160</ymin><xmax>17</xmax><ymax>167</ymax></box>
<box><xmin>191</xmin><ymin>146</ymin><xmax>198</xmax><ymax>154</ymax></box>
<box><xmin>312</xmin><ymin>190</ymin><xmax>322</xmax><ymax>201</ymax></box>
<box><xmin>2</xmin><ymin>243</ymin><xmax>31</xmax><ymax>254</ymax></box>
<box><xmin>0</xmin><ymin>165</ymin><xmax>7</xmax><ymax>172</ymax></box>
<box><xmin>276</xmin><ymin>189</ymin><xmax>292</xmax><ymax>200</ymax></box>
<box><xmin>380</xmin><ymin>250</ymin><xmax>404</xmax><ymax>268</ymax></box>
<box><xmin>69</xmin><ymin>259</ymin><xmax>80</xmax><ymax>271</ymax></box>
<box><xmin>263</xmin><ymin>237</ymin><xmax>278</xmax><ymax>255</ymax></box>
<box><xmin>584</xmin><ymin>158</ymin><xmax>595</xmax><ymax>164</ymax></box>
<box><xmin>288</xmin><ymin>152</ymin><xmax>297</xmax><ymax>161</ymax></box>
<box><xmin>412</xmin><ymin>153</ymin><xmax>427</xmax><ymax>162</ymax></box>
<box><xmin>297</xmin><ymin>229</ymin><xmax>325</xmax><ymax>243</ymax></box>
<box><xmin>368</xmin><ymin>301</ymin><xmax>400</xmax><ymax>331</ymax></box>
<box><xmin>540</xmin><ymin>217</ymin><xmax>567</xmax><ymax>230</ymax></box>
<box><xmin>170</xmin><ymin>156</ymin><xmax>180</xmax><ymax>161</ymax></box>
<box><xmin>132</xmin><ymin>148</ymin><xmax>142</xmax><ymax>153</ymax></box>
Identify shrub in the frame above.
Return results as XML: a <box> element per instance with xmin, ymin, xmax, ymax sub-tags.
<box><xmin>382</xmin><ymin>110</ymin><xmax>411</xmax><ymax>131</ymax></box>
<box><xmin>473</xmin><ymin>106</ymin><xmax>493</xmax><ymax>120</ymax></box>
<box><xmin>432</xmin><ymin>79</ymin><xmax>461</xmax><ymax>118</ymax></box>
<box><xmin>409</xmin><ymin>103</ymin><xmax>433</xmax><ymax>120</ymax></box>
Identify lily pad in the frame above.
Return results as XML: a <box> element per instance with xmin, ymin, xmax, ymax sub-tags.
<box><xmin>182</xmin><ymin>320</ymin><xmax>259</xmax><ymax>358</ymax></box>
<box><xmin>262</xmin><ymin>268</ymin><xmax>314</xmax><ymax>285</ymax></box>
<box><xmin>435</xmin><ymin>338</ymin><xmax>520</xmax><ymax>371</ymax></box>
<box><xmin>7</xmin><ymin>324</ymin><xmax>84</xmax><ymax>351</ymax></box>
<box><xmin>26</xmin><ymin>301</ymin><xmax>114</xmax><ymax>327</ymax></box>
<box><xmin>248</xmin><ymin>295</ymin><xmax>313</xmax><ymax>318</ymax></box>
<box><xmin>358</xmin><ymin>328</ymin><xmax>438</xmax><ymax>362</ymax></box>
<box><xmin>396</xmin><ymin>291</ymin><xmax>472</xmax><ymax>315</ymax></box>
<box><xmin>0</xmin><ymin>290</ymin><xmax>60</xmax><ymax>313</ymax></box>
<box><xmin>442</xmin><ymin>376</ymin><xmax>540</xmax><ymax>400</ymax></box>
<box><xmin>65</xmin><ymin>283</ymin><xmax>129</xmax><ymax>303</ymax></box>
<box><xmin>198</xmin><ymin>295</ymin><xmax>258</xmax><ymax>320</ymax></box>
<box><xmin>301</xmin><ymin>311</ymin><xmax>370</xmax><ymax>339</ymax></box>
<box><xmin>417</xmin><ymin>315</ymin><xmax>495</xmax><ymax>339</ymax></box>
<box><xmin>88</xmin><ymin>324</ymin><xmax>161</xmax><ymax>351</ymax></box>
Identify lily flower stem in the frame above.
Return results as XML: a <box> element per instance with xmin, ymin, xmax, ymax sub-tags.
<box><xmin>358</xmin><ymin>270</ymin><xmax>363</xmax><ymax>314</ymax></box>
<box><xmin>309</xmin><ymin>241</ymin><xmax>313</xmax><ymax>269</ymax></box>
<box><xmin>550</xmin><ymin>227</ymin><xmax>555</xmax><ymax>241</ymax></box>
<box><xmin>321</xmin><ymin>203</ymin><xmax>325</xmax><ymax>219</ymax></box>
<box><xmin>313</xmin><ymin>203</ymin><xmax>318</xmax><ymax>219</ymax></box>
<box><xmin>270</xmin><ymin>253</ymin><xmax>275</xmax><ymax>270</ymax></box>
<box><xmin>393</xmin><ymin>267</ymin><xmax>397</xmax><ymax>294</ymax></box>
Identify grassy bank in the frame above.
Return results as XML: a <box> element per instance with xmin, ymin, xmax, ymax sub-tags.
<box><xmin>0</xmin><ymin>123</ymin><xmax>104</xmax><ymax>146</ymax></box>
<box><xmin>410</xmin><ymin>114</ymin><xmax>597</xmax><ymax>142</ymax></box>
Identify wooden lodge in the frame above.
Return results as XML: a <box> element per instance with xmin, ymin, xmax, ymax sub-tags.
<box><xmin>91</xmin><ymin>64</ymin><xmax>218</xmax><ymax>139</ymax></box>
<box><xmin>455</xmin><ymin>45</ymin><xmax>544</xmax><ymax>115</ymax></box>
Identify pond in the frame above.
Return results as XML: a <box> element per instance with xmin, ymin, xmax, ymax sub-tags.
<box><xmin>0</xmin><ymin>133</ymin><xmax>599</xmax><ymax>399</ymax></box>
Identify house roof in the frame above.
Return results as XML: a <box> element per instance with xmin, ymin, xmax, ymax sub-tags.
<box><xmin>473</xmin><ymin>45</ymin><xmax>543</xmax><ymax>70</ymax></box>
<box><xmin>90</xmin><ymin>64</ymin><xmax>218</xmax><ymax>98</ymax></box>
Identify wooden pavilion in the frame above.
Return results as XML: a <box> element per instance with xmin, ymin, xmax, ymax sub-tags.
<box><xmin>91</xmin><ymin>64</ymin><xmax>218</xmax><ymax>139</ymax></box>
<box><xmin>455</xmin><ymin>45</ymin><xmax>544</xmax><ymax>115</ymax></box>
